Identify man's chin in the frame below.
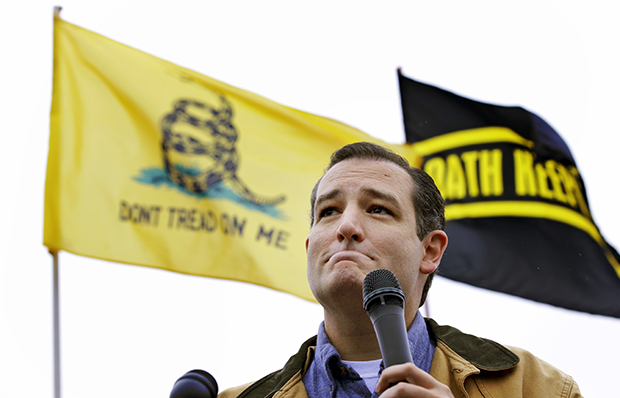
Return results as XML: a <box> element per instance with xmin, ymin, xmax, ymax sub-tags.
<box><xmin>324</xmin><ymin>263</ymin><xmax>366</xmax><ymax>294</ymax></box>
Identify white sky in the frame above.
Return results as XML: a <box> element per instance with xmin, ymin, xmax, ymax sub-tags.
<box><xmin>2</xmin><ymin>1</ymin><xmax>619</xmax><ymax>397</ymax></box>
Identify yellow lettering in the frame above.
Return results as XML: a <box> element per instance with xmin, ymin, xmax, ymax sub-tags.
<box><xmin>513</xmin><ymin>149</ymin><xmax>537</xmax><ymax>196</ymax></box>
<box><xmin>546</xmin><ymin>160</ymin><xmax>567</xmax><ymax>204</ymax></box>
<box><xmin>557</xmin><ymin>165</ymin><xmax>577</xmax><ymax>208</ymax></box>
<box><xmin>460</xmin><ymin>151</ymin><xmax>480</xmax><ymax>197</ymax></box>
<box><xmin>445</xmin><ymin>154</ymin><xmax>467</xmax><ymax>200</ymax></box>
<box><xmin>423</xmin><ymin>157</ymin><xmax>446</xmax><ymax>196</ymax></box>
<box><xmin>479</xmin><ymin>149</ymin><xmax>503</xmax><ymax>196</ymax></box>
<box><xmin>535</xmin><ymin>163</ymin><xmax>553</xmax><ymax>199</ymax></box>
<box><xmin>570</xmin><ymin>167</ymin><xmax>591</xmax><ymax>218</ymax></box>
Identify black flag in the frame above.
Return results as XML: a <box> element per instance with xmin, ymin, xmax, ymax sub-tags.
<box><xmin>398</xmin><ymin>70</ymin><xmax>620</xmax><ymax>318</ymax></box>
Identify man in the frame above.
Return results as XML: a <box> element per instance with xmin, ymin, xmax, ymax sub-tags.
<box><xmin>220</xmin><ymin>142</ymin><xmax>581</xmax><ymax>398</ymax></box>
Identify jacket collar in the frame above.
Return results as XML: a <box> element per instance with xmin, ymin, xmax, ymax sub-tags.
<box><xmin>237</xmin><ymin>336</ymin><xmax>317</xmax><ymax>398</ymax></box>
<box><xmin>237</xmin><ymin>318</ymin><xmax>519</xmax><ymax>398</ymax></box>
<box><xmin>425</xmin><ymin>318</ymin><xmax>520</xmax><ymax>371</ymax></box>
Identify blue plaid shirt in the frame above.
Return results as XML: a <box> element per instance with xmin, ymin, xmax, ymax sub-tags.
<box><xmin>303</xmin><ymin>311</ymin><xmax>435</xmax><ymax>398</ymax></box>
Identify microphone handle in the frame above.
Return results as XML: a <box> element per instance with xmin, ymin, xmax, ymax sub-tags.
<box><xmin>370</xmin><ymin>303</ymin><xmax>413</xmax><ymax>368</ymax></box>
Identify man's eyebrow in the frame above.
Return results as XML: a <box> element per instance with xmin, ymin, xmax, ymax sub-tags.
<box><xmin>315</xmin><ymin>189</ymin><xmax>342</xmax><ymax>209</ymax></box>
<box><xmin>315</xmin><ymin>188</ymin><xmax>402</xmax><ymax>209</ymax></box>
<box><xmin>362</xmin><ymin>188</ymin><xmax>401</xmax><ymax>208</ymax></box>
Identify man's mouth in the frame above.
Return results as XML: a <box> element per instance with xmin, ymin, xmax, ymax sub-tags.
<box><xmin>329</xmin><ymin>250</ymin><xmax>372</xmax><ymax>264</ymax></box>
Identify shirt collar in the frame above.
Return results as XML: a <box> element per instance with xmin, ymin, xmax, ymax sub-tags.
<box><xmin>313</xmin><ymin>310</ymin><xmax>435</xmax><ymax>372</ymax></box>
<box><xmin>303</xmin><ymin>310</ymin><xmax>436</xmax><ymax>398</ymax></box>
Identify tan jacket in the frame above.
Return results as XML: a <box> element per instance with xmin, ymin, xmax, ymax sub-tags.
<box><xmin>219</xmin><ymin>319</ymin><xmax>581</xmax><ymax>398</ymax></box>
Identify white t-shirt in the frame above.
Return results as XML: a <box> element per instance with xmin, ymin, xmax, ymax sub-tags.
<box><xmin>341</xmin><ymin>359</ymin><xmax>383</xmax><ymax>394</ymax></box>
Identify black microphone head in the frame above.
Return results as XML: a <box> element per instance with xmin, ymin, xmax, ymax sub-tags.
<box><xmin>170</xmin><ymin>369</ymin><xmax>218</xmax><ymax>398</ymax></box>
<box><xmin>363</xmin><ymin>269</ymin><xmax>405</xmax><ymax>311</ymax></box>
<box><xmin>363</xmin><ymin>269</ymin><xmax>401</xmax><ymax>296</ymax></box>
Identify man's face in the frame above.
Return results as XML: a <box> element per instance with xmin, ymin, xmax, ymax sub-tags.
<box><xmin>306</xmin><ymin>158</ymin><xmax>435</xmax><ymax>316</ymax></box>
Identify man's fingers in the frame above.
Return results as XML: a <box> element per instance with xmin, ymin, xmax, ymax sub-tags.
<box><xmin>376</xmin><ymin>363</ymin><xmax>430</xmax><ymax>391</ymax></box>
<box><xmin>376</xmin><ymin>363</ymin><xmax>454</xmax><ymax>398</ymax></box>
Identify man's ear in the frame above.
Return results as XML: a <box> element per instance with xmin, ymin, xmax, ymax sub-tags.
<box><xmin>305</xmin><ymin>236</ymin><xmax>310</xmax><ymax>252</ymax></box>
<box><xmin>420</xmin><ymin>230</ymin><xmax>448</xmax><ymax>275</ymax></box>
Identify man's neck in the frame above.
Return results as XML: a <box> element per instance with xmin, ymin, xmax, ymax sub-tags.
<box><xmin>322</xmin><ymin>305</ymin><xmax>418</xmax><ymax>362</ymax></box>
<box><xmin>322</xmin><ymin>308</ymin><xmax>382</xmax><ymax>361</ymax></box>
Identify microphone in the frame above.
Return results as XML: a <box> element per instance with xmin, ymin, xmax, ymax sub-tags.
<box><xmin>170</xmin><ymin>369</ymin><xmax>218</xmax><ymax>398</ymax></box>
<box><xmin>363</xmin><ymin>269</ymin><xmax>413</xmax><ymax>368</ymax></box>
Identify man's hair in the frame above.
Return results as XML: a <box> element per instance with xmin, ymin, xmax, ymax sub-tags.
<box><xmin>309</xmin><ymin>142</ymin><xmax>446</xmax><ymax>308</ymax></box>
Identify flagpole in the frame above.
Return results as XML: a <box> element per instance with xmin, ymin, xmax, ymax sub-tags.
<box><xmin>51</xmin><ymin>8</ymin><xmax>62</xmax><ymax>397</ymax></box>
<box><xmin>51</xmin><ymin>249</ymin><xmax>62</xmax><ymax>398</ymax></box>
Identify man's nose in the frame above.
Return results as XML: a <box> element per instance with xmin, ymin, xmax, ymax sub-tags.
<box><xmin>336</xmin><ymin>211</ymin><xmax>364</xmax><ymax>242</ymax></box>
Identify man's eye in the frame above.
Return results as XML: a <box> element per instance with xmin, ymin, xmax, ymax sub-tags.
<box><xmin>319</xmin><ymin>207</ymin><xmax>338</xmax><ymax>218</ymax></box>
<box><xmin>369</xmin><ymin>206</ymin><xmax>391</xmax><ymax>215</ymax></box>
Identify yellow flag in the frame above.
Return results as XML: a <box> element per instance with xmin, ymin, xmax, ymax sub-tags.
<box><xmin>45</xmin><ymin>12</ymin><xmax>418</xmax><ymax>301</ymax></box>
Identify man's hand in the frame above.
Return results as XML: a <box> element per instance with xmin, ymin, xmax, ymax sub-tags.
<box><xmin>375</xmin><ymin>363</ymin><xmax>454</xmax><ymax>397</ymax></box>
